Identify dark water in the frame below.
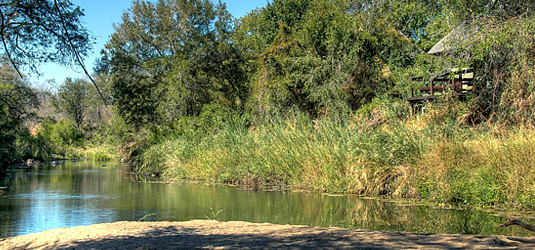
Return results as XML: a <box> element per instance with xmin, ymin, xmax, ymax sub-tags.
<box><xmin>1</xmin><ymin>161</ymin><xmax>534</xmax><ymax>238</ymax></box>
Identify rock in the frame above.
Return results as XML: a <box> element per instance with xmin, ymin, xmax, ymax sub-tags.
<box><xmin>24</xmin><ymin>159</ymin><xmax>41</xmax><ymax>167</ymax></box>
<box><xmin>25</xmin><ymin>159</ymin><xmax>34</xmax><ymax>167</ymax></box>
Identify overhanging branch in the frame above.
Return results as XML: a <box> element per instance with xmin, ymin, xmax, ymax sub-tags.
<box><xmin>0</xmin><ymin>8</ymin><xmax>23</xmax><ymax>79</ymax></box>
<box><xmin>53</xmin><ymin>0</ymin><xmax>109</xmax><ymax>108</ymax></box>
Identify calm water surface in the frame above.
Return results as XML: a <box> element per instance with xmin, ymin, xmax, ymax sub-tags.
<box><xmin>1</xmin><ymin>161</ymin><xmax>534</xmax><ymax>238</ymax></box>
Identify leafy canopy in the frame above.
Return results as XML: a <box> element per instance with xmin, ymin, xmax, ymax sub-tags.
<box><xmin>99</xmin><ymin>0</ymin><xmax>247</xmax><ymax>127</ymax></box>
<box><xmin>0</xmin><ymin>0</ymin><xmax>91</xmax><ymax>76</ymax></box>
<box><xmin>54</xmin><ymin>78</ymin><xmax>90</xmax><ymax>130</ymax></box>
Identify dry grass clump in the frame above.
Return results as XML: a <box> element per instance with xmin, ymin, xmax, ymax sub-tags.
<box><xmin>414</xmin><ymin>126</ymin><xmax>535</xmax><ymax>206</ymax></box>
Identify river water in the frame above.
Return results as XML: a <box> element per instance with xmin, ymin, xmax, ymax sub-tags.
<box><xmin>1</xmin><ymin>161</ymin><xmax>533</xmax><ymax>238</ymax></box>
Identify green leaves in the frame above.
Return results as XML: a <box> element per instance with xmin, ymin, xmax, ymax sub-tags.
<box><xmin>99</xmin><ymin>0</ymin><xmax>535</xmax><ymax>138</ymax></box>
<box><xmin>0</xmin><ymin>0</ymin><xmax>91</xmax><ymax>76</ymax></box>
<box><xmin>55</xmin><ymin>78</ymin><xmax>90</xmax><ymax>130</ymax></box>
<box><xmin>101</xmin><ymin>0</ymin><xmax>247</xmax><ymax>128</ymax></box>
<box><xmin>0</xmin><ymin>62</ymin><xmax>39</xmax><ymax>167</ymax></box>
<box><xmin>241</xmin><ymin>0</ymin><xmax>399</xmax><ymax>119</ymax></box>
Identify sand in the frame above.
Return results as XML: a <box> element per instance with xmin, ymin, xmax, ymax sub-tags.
<box><xmin>2</xmin><ymin>220</ymin><xmax>535</xmax><ymax>249</ymax></box>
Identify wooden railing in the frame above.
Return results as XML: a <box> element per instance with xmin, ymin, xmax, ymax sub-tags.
<box><xmin>408</xmin><ymin>69</ymin><xmax>474</xmax><ymax>103</ymax></box>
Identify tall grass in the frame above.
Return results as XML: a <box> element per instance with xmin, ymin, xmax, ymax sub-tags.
<box><xmin>136</xmin><ymin>106</ymin><xmax>535</xmax><ymax>207</ymax></box>
<box><xmin>415</xmin><ymin>127</ymin><xmax>535</xmax><ymax>206</ymax></box>
<box><xmin>67</xmin><ymin>144</ymin><xmax>119</xmax><ymax>161</ymax></box>
<box><xmin>140</xmin><ymin>113</ymin><xmax>426</xmax><ymax>195</ymax></box>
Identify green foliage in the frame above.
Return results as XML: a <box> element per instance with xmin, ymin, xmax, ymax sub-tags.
<box><xmin>109</xmin><ymin>72</ymin><xmax>160</xmax><ymax>127</ymax></box>
<box><xmin>39</xmin><ymin>119</ymin><xmax>84</xmax><ymax>148</ymax></box>
<box><xmin>54</xmin><ymin>78</ymin><xmax>90</xmax><ymax>129</ymax></box>
<box><xmin>0</xmin><ymin>0</ymin><xmax>91</xmax><ymax>76</ymax></box>
<box><xmin>99</xmin><ymin>0</ymin><xmax>248</xmax><ymax>128</ymax></box>
<box><xmin>442</xmin><ymin>0</ymin><xmax>534</xmax><ymax>20</ymax></box>
<box><xmin>445</xmin><ymin>15</ymin><xmax>535</xmax><ymax>124</ymax></box>
<box><xmin>0</xmin><ymin>62</ymin><xmax>41</xmax><ymax>167</ymax></box>
<box><xmin>239</xmin><ymin>0</ymin><xmax>417</xmax><ymax>120</ymax></box>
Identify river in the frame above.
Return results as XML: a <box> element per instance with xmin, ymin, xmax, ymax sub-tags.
<box><xmin>0</xmin><ymin>161</ymin><xmax>533</xmax><ymax>238</ymax></box>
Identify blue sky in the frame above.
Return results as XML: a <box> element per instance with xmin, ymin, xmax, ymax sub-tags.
<box><xmin>31</xmin><ymin>0</ymin><xmax>268</xmax><ymax>88</ymax></box>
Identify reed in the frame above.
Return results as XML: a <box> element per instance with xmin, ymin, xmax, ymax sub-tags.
<box><xmin>136</xmin><ymin>109</ymin><xmax>535</xmax><ymax>206</ymax></box>
<box><xmin>413</xmin><ymin>125</ymin><xmax>535</xmax><ymax>206</ymax></box>
<box><xmin>140</xmin><ymin>114</ymin><xmax>425</xmax><ymax>194</ymax></box>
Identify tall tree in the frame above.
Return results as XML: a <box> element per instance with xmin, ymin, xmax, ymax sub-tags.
<box><xmin>55</xmin><ymin>78</ymin><xmax>89</xmax><ymax>130</ymax></box>
<box><xmin>99</xmin><ymin>0</ymin><xmax>246</xmax><ymax>127</ymax></box>
<box><xmin>235</xmin><ymin>0</ymin><xmax>416</xmax><ymax>119</ymax></box>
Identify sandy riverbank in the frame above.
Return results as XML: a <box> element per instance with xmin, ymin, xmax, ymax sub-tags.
<box><xmin>2</xmin><ymin>220</ymin><xmax>535</xmax><ymax>249</ymax></box>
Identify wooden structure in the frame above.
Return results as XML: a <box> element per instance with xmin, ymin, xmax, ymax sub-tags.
<box><xmin>408</xmin><ymin>22</ymin><xmax>477</xmax><ymax>106</ymax></box>
<box><xmin>408</xmin><ymin>68</ymin><xmax>474</xmax><ymax>104</ymax></box>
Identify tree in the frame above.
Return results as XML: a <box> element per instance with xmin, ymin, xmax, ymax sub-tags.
<box><xmin>0</xmin><ymin>0</ymin><xmax>107</xmax><ymax>106</ymax></box>
<box><xmin>0</xmin><ymin>60</ymin><xmax>39</xmax><ymax>167</ymax></box>
<box><xmin>55</xmin><ymin>78</ymin><xmax>89</xmax><ymax>130</ymax></box>
<box><xmin>99</xmin><ymin>0</ymin><xmax>246</xmax><ymax>127</ymax></box>
<box><xmin>236</xmin><ymin>0</ymin><xmax>411</xmax><ymax>119</ymax></box>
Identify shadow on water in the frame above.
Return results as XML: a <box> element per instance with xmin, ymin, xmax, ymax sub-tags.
<box><xmin>1</xmin><ymin>161</ymin><xmax>535</xmax><ymax>238</ymax></box>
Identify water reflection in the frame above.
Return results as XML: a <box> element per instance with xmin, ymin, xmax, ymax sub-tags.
<box><xmin>0</xmin><ymin>161</ymin><xmax>534</xmax><ymax>238</ymax></box>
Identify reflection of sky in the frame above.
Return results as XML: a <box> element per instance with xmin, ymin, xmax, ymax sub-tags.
<box><xmin>0</xmin><ymin>165</ymin><xmax>123</xmax><ymax>237</ymax></box>
<box><xmin>15</xmin><ymin>190</ymin><xmax>117</xmax><ymax>236</ymax></box>
<box><xmin>2</xmin><ymin>162</ymin><xmax>535</xmax><ymax>238</ymax></box>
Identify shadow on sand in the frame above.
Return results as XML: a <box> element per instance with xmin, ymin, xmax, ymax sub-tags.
<box><xmin>12</xmin><ymin>224</ymin><xmax>532</xmax><ymax>250</ymax></box>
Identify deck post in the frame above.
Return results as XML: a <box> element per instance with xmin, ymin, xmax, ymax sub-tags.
<box><xmin>459</xmin><ymin>73</ymin><xmax>463</xmax><ymax>92</ymax></box>
<box><xmin>430</xmin><ymin>79</ymin><xmax>434</xmax><ymax>96</ymax></box>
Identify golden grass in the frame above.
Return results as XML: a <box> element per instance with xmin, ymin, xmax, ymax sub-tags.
<box><xmin>136</xmin><ymin>110</ymin><xmax>535</xmax><ymax>206</ymax></box>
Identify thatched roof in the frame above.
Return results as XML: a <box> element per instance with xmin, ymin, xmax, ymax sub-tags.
<box><xmin>428</xmin><ymin>22</ymin><xmax>477</xmax><ymax>55</ymax></box>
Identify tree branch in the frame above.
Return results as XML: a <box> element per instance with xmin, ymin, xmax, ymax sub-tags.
<box><xmin>498</xmin><ymin>220</ymin><xmax>535</xmax><ymax>232</ymax></box>
<box><xmin>0</xmin><ymin>8</ymin><xmax>23</xmax><ymax>79</ymax></box>
<box><xmin>53</xmin><ymin>0</ymin><xmax>109</xmax><ymax>108</ymax></box>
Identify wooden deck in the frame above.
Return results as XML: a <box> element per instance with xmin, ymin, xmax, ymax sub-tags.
<box><xmin>408</xmin><ymin>69</ymin><xmax>474</xmax><ymax>103</ymax></box>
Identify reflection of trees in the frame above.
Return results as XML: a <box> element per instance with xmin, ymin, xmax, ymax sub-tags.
<box><xmin>3</xmin><ymin>162</ymin><xmax>535</xmax><ymax>238</ymax></box>
<box><xmin>0</xmin><ymin>166</ymin><xmax>47</xmax><ymax>237</ymax></box>
<box><xmin>341</xmin><ymin>201</ymin><xmax>535</xmax><ymax>236</ymax></box>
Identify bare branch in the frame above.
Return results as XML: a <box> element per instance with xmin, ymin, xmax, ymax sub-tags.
<box><xmin>0</xmin><ymin>8</ymin><xmax>23</xmax><ymax>79</ymax></box>
<box><xmin>53</xmin><ymin>0</ymin><xmax>108</xmax><ymax>108</ymax></box>
<box><xmin>498</xmin><ymin>220</ymin><xmax>535</xmax><ymax>232</ymax></box>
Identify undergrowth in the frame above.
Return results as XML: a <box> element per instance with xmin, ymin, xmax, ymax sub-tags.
<box><xmin>135</xmin><ymin>102</ymin><xmax>535</xmax><ymax>208</ymax></box>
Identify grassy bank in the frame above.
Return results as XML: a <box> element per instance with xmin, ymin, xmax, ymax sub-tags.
<box><xmin>67</xmin><ymin>144</ymin><xmax>119</xmax><ymax>161</ymax></box>
<box><xmin>134</xmin><ymin>104</ymin><xmax>535</xmax><ymax>208</ymax></box>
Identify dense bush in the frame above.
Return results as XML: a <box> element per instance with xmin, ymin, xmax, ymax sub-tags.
<box><xmin>39</xmin><ymin>119</ymin><xmax>84</xmax><ymax>148</ymax></box>
<box><xmin>465</xmin><ymin>16</ymin><xmax>535</xmax><ymax>124</ymax></box>
<box><xmin>0</xmin><ymin>62</ymin><xmax>40</xmax><ymax>168</ymax></box>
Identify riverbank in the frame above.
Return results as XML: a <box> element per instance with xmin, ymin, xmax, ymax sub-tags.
<box><xmin>135</xmin><ymin>113</ymin><xmax>535</xmax><ymax>208</ymax></box>
<box><xmin>2</xmin><ymin>220</ymin><xmax>534</xmax><ymax>249</ymax></box>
